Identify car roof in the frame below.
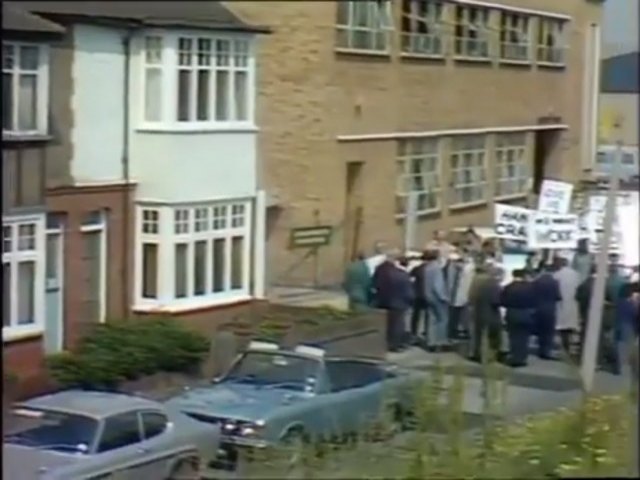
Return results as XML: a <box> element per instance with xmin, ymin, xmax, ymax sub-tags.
<box><xmin>16</xmin><ymin>390</ymin><xmax>162</xmax><ymax>419</ymax></box>
<box><xmin>244</xmin><ymin>348</ymin><xmax>387</xmax><ymax>365</ymax></box>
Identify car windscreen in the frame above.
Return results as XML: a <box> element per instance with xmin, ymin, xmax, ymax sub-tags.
<box><xmin>224</xmin><ymin>351</ymin><xmax>320</xmax><ymax>391</ymax></box>
<box><xmin>4</xmin><ymin>407</ymin><xmax>98</xmax><ymax>454</ymax></box>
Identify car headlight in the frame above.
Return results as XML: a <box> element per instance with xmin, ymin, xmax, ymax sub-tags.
<box><xmin>223</xmin><ymin>419</ymin><xmax>265</xmax><ymax>436</ymax></box>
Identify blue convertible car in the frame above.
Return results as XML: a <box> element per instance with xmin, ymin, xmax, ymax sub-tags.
<box><xmin>165</xmin><ymin>342</ymin><xmax>423</xmax><ymax>466</ymax></box>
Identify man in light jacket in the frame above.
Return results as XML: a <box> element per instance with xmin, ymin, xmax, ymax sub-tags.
<box><xmin>423</xmin><ymin>249</ymin><xmax>450</xmax><ymax>351</ymax></box>
<box><xmin>445</xmin><ymin>249</ymin><xmax>475</xmax><ymax>340</ymax></box>
<box><xmin>553</xmin><ymin>257</ymin><xmax>581</xmax><ymax>354</ymax></box>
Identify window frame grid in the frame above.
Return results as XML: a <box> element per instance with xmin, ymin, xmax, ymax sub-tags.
<box><xmin>537</xmin><ymin>18</ymin><xmax>566</xmax><ymax>65</ymax></box>
<box><xmin>500</xmin><ymin>12</ymin><xmax>531</xmax><ymax>62</ymax></box>
<box><xmin>494</xmin><ymin>133</ymin><xmax>529</xmax><ymax>199</ymax></box>
<box><xmin>2</xmin><ymin>215</ymin><xmax>46</xmax><ymax>342</ymax></box>
<box><xmin>138</xmin><ymin>31</ymin><xmax>254</xmax><ymax>131</ymax></box>
<box><xmin>395</xmin><ymin>138</ymin><xmax>442</xmax><ymax>215</ymax></box>
<box><xmin>453</xmin><ymin>5</ymin><xmax>491</xmax><ymax>60</ymax></box>
<box><xmin>336</xmin><ymin>0</ymin><xmax>394</xmax><ymax>53</ymax></box>
<box><xmin>449</xmin><ymin>136</ymin><xmax>488</xmax><ymax>207</ymax></box>
<box><xmin>400</xmin><ymin>0</ymin><xmax>445</xmax><ymax>57</ymax></box>
<box><xmin>2</xmin><ymin>42</ymin><xmax>50</xmax><ymax>136</ymax></box>
<box><xmin>135</xmin><ymin>202</ymin><xmax>252</xmax><ymax>310</ymax></box>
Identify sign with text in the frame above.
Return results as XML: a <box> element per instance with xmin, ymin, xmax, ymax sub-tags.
<box><xmin>493</xmin><ymin>204</ymin><xmax>531</xmax><ymax>242</ymax></box>
<box><xmin>538</xmin><ymin>180</ymin><xmax>574</xmax><ymax>214</ymax></box>
<box><xmin>528</xmin><ymin>212</ymin><xmax>579</xmax><ymax>250</ymax></box>
<box><xmin>585</xmin><ymin>195</ymin><xmax>625</xmax><ymax>254</ymax></box>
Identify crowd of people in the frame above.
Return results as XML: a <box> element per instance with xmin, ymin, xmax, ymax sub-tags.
<box><xmin>343</xmin><ymin>231</ymin><xmax>640</xmax><ymax>374</ymax></box>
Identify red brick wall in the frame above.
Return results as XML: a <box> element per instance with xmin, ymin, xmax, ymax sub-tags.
<box><xmin>2</xmin><ymin>338</ymin><xmax>51</xmax><ymax>400</ymax></box>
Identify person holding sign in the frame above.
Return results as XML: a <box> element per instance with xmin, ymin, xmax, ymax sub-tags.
<box><xmin>500</xmin><ymin>269</ymin><xmax>537</xmax><ymax>367</ymax></box>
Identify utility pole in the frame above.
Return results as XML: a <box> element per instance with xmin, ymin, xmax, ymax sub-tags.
<box><xmin>580</xmin><ymin>133</ymin><xmax>623</xmax><ymax>392</ymax></box>
<box><xmin>404</xmin><ymin>191</ymin><xmax>418</xmax><ymax>253</ymax></box>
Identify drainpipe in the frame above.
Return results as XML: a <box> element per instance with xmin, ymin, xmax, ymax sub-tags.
<box><xmin>121</xmin><ymin>28</ymin><xmax>134</xmax><ymax>317</ymax></box>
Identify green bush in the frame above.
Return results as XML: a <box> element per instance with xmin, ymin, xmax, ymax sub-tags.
<box><xmin>47</xmin><ymin>318</ymin><xmax>209</xmax><ymax>390</ymax></box>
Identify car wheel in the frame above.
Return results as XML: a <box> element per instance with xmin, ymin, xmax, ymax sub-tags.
<box><xmin>167</xmin><ymin>455</ymin><xmax>200</xmax><ymax>480</ymax></box>
<box><xmin>281</xmin><ymin>428</ymin><xmax>307</xmax><ymax>474</ymax></box>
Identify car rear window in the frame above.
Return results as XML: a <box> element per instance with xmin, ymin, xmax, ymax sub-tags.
<box><xmin>141</xmin><ymin>411</ymin><xmax>168</xmax><ymax>440</ymax></box>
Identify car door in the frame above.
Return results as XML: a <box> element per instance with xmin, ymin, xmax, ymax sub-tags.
<box><xmin>137</xmin><ymin>410</ymin><xmax>177</xmax><ymax>479</ymax></box>
<box><xmin>82</xmin><ymin>411</ymin><xmax>157</xmax><ymax>479</ymax></box>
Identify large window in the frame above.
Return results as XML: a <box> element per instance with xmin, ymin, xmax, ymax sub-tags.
<box><xmin>537</xmin><ymin>18</ymin><xmax>566</xmax><ymax>65</ymax></box>
<box><xmin>500</xmin><ymin>12</ymin><xmax>530</xmax><ymax>61</ymax></box>
<box><xmin>2</xmin><ymin>42</ymin><xmax>48</xmax><ymax>135</ymax></box>
<box><xmin>136</xmin><ymin>201</ymin><xmax>252</xmax><ymax>309</ymax></box>
<box><xmin>454</xmin><ymin>6</ymin><xmax>490</xmax><ymax>59</ymax></box>
<box><xmin>142</xmin><ymin>33</ymin><xmax>253</xmax><ymax>128</ymax></box>
<box><xmin>336</xmin><ymin>1</ymin><xmax>393</xmax><ymax>52</ymax></box>
<box><xmin>400</xmin><ymin>0</ymin><xmax>444</xmax><ymax>56</ymax></box>
<box><xmin>396</xmin><ymin>139</ymin><xmax>441</xmax><ymax>215</ymax></box>
<box><xmin>495</xmin><ymin>133</ymin><xmax>529</xmax><ymax>198</ymax></box>
<box><xmin>2</xmin><ymin>216</ymin><xmax>45</xmax><ymax>341</ymax></box>
<box><xmin>450</xmin><ymin>135</ymin><xmax>487</xmax><ymax>206</ymax></box>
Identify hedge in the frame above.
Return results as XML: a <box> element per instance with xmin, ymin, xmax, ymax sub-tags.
<box><xmin>47</xmin><ymin>318</ymin><xmax>209</xmax><ymax>390</ymax></box>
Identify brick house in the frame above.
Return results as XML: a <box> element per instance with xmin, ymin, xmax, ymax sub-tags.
<box><xmin>227</xmin><ymin>0</ymin><xmax>605</xmax><ymax>288</ymax></box>
<box><xmin>3</xmin><ymin>2</ymin><xmax>267</xmax><ymax>395</ymax></box>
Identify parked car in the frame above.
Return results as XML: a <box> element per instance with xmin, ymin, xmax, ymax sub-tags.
<box><xmin>3</xmin><ymin>390</ymin><xmax>221</xmax><ymax>480</ymax></box>
<box><xmin>165</xmin><ymin>342</ymin><xmax>424</xmax><ymax>469</ymax></box>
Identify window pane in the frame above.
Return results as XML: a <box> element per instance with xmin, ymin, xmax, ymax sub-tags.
<box><xmin>194</xmin><ymin>240</ymin><xmax>207</xmax><ymax>296</ymax></box>
<box><xmin>215</xmin><ymin>71</ymin><xmax>229</xmax><ymax>121</ymax></box>
<box><xmin>212</xmin><ymin>238</ymin><xmax>225</xmax><ymax>292</ymax></box>
<box><xmin>17</xmin><ymin>261</ymin><xmax>35</xmax><ymax>325</ymax></box>
<box><xmin>83</xmin><ymin>230</ymin><xmax>102</xmax><ymax>324</ymax></box>
<box><xmin>142</xmin><ymin>243</ymin><xmax>158</xmax><ymax>299</ymax></box>
<box><xmin>196</xmin><ymin>70</ymin><xmax>210</xmax><ymax>121</ymax></box>
<box><xmin>175</xmin><ymin>243</ymin><xmax>188</xmax><ymax>298</ymax></box>
<box><xmin>141</xmin><ymin>412</ymin><xmax>168</xmax><ymax>440</ymax></box>
<box><xmin>3</xmin><ymin>73</ymin><xmax>12</xmax><ymax>130</ymax></box>
<box><xmin>18</xmin><ymin>74</ymin><xmax>37</xmax><ymax>131</ymax></box>
<box><xmin>234</xmin><ymin>71</ymin><xmax>247</xmax><ymax>121</ymax></box>
<box><xmin>3</xmin><ymin>263</ymin><xmax>11</xmax><ymax>327</ymax></box>
<box><xmin>18</xmin><ymin>224</ymin><xmax>35</xmax><ymax>251</ymax></box>
<box><xmin>19</xmin><ymin>46</ymin><xmax>39</xmax><ymax>70</ymax></box>
<box><xmin>144</xmin><ymin>68</ymin><xmax>162</xmax><ymax>122</ymax></box>
<box><xmin>45</xmin><ymin>233</ymin><xmax>59</xmax><ymax>282</ymax></box>
<box><xmin>98</xmin><ymin>412</ymin><xmax>141</xmax><ymax>453</ymax></box>
<box><xmin>231</xmin><ymin>236</ymin><xmax>244</xmax><ymax>290</ymax></box>
<box><xmin>177</xmin><ymin>70</ymin><xmax>191</xmax><ymax>122</ymax></box>
<box><xmin>3</xmin><ymin>225</ymin><xmax>12</xmax><ymax>253</ymax></box>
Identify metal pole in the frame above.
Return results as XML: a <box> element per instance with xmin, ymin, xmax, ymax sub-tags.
<box><xmin>404</xmin><ymin>192</ymin><xmax>418</xmax><ymax>253</ymax></box>
<box><xmin>580</xmin><ymin>138</ymin><xmax>623</xmax><ymax>391</ymax></box>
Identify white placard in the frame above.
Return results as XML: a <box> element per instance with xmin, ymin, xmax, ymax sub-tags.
<box><xmin>586</xmin><ymin>194</ymin><xmax>623</xmax><ymax>254</ymax></box>
<box><xmin>538</xmin><ymin>180</ymin><xmax>574</xmax><ymax>214</ymax></box>
<box><xmin>528</xmin><ymin>212</ymin><xmax>579</xmax><ymax>250</ymax></box>
<box><xmin>493</xmin><ymin>204</ymin><xmax>532</xmax><ymax>242</ymax></box>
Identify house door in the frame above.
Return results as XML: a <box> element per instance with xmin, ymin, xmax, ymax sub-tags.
<box><xmin>81</xmin><ymin>211</ymin><xmax>107</xmax><ymax>325</ymax></box>
<box><xmin>344</xmin><ymin>162</ymin><xmax>364</xmax><ymax>264</ymax></box>
<box><xmin>44</xmin><ymin>215</ymin><xmax>64</xmax><ymax>353</ymax></box>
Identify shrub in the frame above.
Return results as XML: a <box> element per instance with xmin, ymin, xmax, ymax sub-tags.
<box><xmin>47</xmin><ymin>318</ymin><xmax>209</xmax><ymax>390</ymax></box>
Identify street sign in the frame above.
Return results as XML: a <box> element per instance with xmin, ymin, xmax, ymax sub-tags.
<box><xmin>289</xmin><ymin>225</ymin><xmax>333</xmax><ymax>248</ymax></box>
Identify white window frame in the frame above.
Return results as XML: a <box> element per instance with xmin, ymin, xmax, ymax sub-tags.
<box><xmin>500</xmin><ymin>12</ymin><xmax>530</xmax><ymax>62</ymax></box>
<box><xmin>494</xmin><ymin>133</ymin><xmax>529</xmax><ymax>199</ymax></box>
<box><xmin>400</xmin><ymin>0</ymin><xmax>444</xmax><ymax>57</ymax></box>
<box><xmin>2</xmin><ymin>42</ymin><xmax>50</xmax><ymax>136</ymax></box>
<box><xmin>336</xmin><ymin>0</ymin><xmax>394</xmax><ymax>53</ymax></box>
<box><xmin>449</xmin><ymin>135</ymin><xmax>488</xmax><ymax>207</ymax></box>
<box><xmin>138</xmin><ymin>30</ymin><xmax>255</xmax><ymax>132</ymax></box>
<box><xmin>537</xmin><ymin>18</ymin><xmax>566</xmax><ymax>66</ymax></box>
<box><xmin>396</xmin><ymin>138</ymin><xmax>442</xmax><ymax>216</ymax></box>
<box><xmin>134</xmin><ymin>201</ymin><xmax>252</xmax><ymax>312</ymax></box>
<box><xmin>2</xmin><ymin>215</ymin><xmax>46</xmax><ymax>342</ymax></box>
<box><xmin>453</xmin><ymin>5</ymin><xmax>490</xmax><ymax>59</ymax></box>
<box><xmin>80</xmin><ymin>211</ymin><xmax>107</xmax><ymax>324</ymax></box>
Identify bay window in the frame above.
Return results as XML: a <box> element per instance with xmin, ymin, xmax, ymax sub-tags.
<box><xmin>141</xmin><ymin>32</ymin><xmax>253</xmax><ymax>129</ymax></box>
<box><xmin>2</xmin><ymin>215</ymin><xmax>45</xmax><ymax>341</ymax></box>
<box><xmin>2</xmin><ymin>42</ymin><xmax>49</xmax><ymax>135</ymax></box>
<box><xmin>136</xmin><ymin>201</ymin><xmax>252</xmax><ymax>309</ymax></box>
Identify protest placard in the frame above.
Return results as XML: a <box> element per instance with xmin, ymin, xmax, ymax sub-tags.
<box><xmin>528</xmin><ymin>212</ymin><xmax>579</xmax><ymax>250</ymax></box>
<box><xmin>538</xmin><ymin>179</ymin><xmax>573</xmax><ymax>214</ymax></box>
<box><xmin>493</xmin><ymin>204</ymin><xmax>531</xmax><ymax>242</ymax></box>
<box><xmin>586</xmin><ymin>194</ymin><xmax>623</xmax><ymax>254</ymax></box>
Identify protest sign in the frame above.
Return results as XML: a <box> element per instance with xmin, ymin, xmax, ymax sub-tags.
<box><xmin>528</xmin><ymin>212</ymin><xmax>579</xmax><ymax>250</ymax></box>
<box><xmin>493</xmin><ymin>204</ymin><xmax>531</xmax><ymax>242</ymax></box>
<box><xmin>538</xmin><ymin>179</ymin><xmax>573</xmax><ymax>214</ymax></box>
<box><xmin>585</xmin><ymin>194</ymin><xmax>623</xmax><ymax>254</ymax></box>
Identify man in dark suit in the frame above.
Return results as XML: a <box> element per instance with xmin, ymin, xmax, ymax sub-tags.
<box><xmin>501</xmin><ymin>269</ymin><xmax>537</xmax><ymax>367</ymax></box>
<box><xmin>532</xmin><ymin>264</ymin><xmax>562</xmax><ymax>359</ymax></box>
<box><xmin>468</xmin><ymin>263</ymin><xmax>502</xmax><ymax>363</ymax></box>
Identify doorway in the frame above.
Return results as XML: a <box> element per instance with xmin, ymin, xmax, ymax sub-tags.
<box><xmin>533</xmin><ymin>130</ymin><xmax>561</xmax><ymax>193</ymax></box>
<box><xmin>344</xmin><ymin>161</ymin><xmax>364</xmax><ymax>264</ymax></box>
